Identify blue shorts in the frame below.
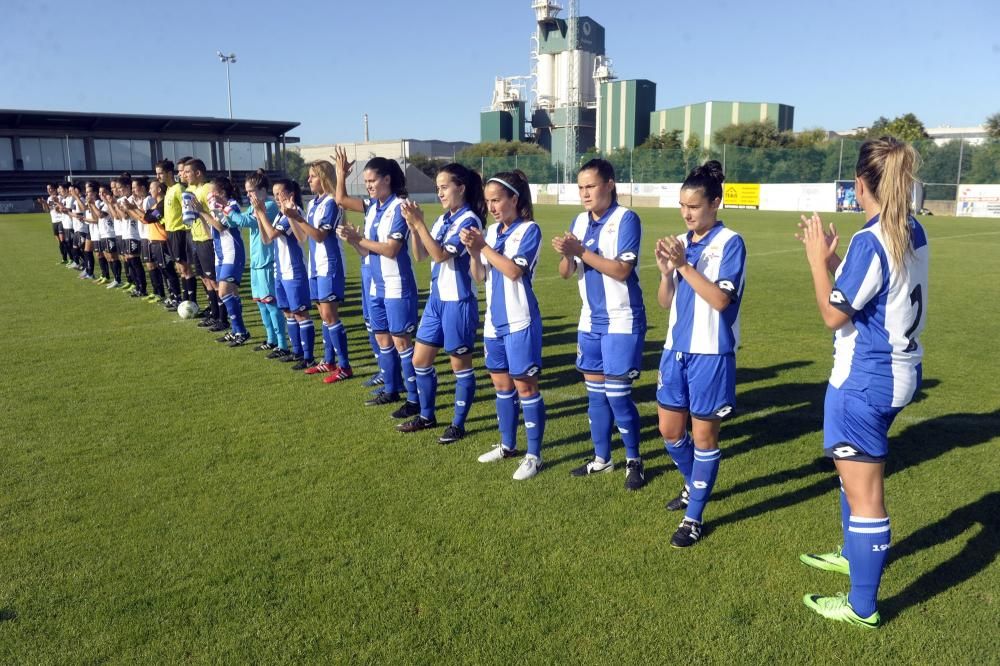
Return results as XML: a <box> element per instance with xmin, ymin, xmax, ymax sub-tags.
<box><xmin>216</xmin><ymin>263</ymin><xmax>243</xmax><ymax>284</ymax></box>
<box><xmin>577</xmin><ymin>330</ymin><xmax>645</xmax><ymax>380</ymax></box>
<box><xmin>250</xmin><ymin>266</ymin><xmax>275</xmax><ymax>302</ymax></box>
<box><xmin>368</xmin><ymin>294</ymin><xmax>417</xmax><ymax>336</ymax></box>
<box><xmin>310</xmin><ymin>274</ymin><xmax>345</xmax><ymax>303</ymax></box>
<box><xmin>823</xmin><ymin>385</ymin><xmax>901</xmax><ymax>462</ymax></box>
<box><xmin>416</xmin><ymin>296</ymin><xmax>479</xmax><ymax>355</ymax></box>
<box><xmin>485</xmin><ymin>321</ymin><xmax>543</xmax><ymax>379</ymax></box>
<box><xmin>276</xmin><ymin>277</ymin><xmax>311</xmax><ymax>313</ymax></box>
<box><xmin>656</xmin><ymin>350</ymin><xmax>735</xmax><ymax>420</ymax></box>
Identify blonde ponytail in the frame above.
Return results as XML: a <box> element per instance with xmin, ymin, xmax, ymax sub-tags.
<box><xmin>856</xmin><ymin>137</ymin><xmax>920</xmax><ymax>270</ymax></box>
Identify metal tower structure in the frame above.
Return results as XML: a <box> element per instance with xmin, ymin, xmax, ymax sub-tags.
<box><xmin>563</xmin><ymin>0</ymin><xmax>579</xmax><ymax>179</ymax></box>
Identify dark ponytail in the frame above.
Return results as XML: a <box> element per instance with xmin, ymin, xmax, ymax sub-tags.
<box><xmin>274</xmin><ymin>177</ymin><xmax>302</xmax><ymax>208</ymax></box>
<box><xmin>245</xmin><ymin>168</ymin><xmax>270</xmax><ymax>192</ymax></box>
<box><xmin>578</xmin><ymin>158</ymin><xmax>618</xmax><ymax>204</ymax></box>
<box><xmin>682</xmin><ymin>159</ymin><xmax>725</xmax><ymax>202</ymax></box>
<box><xmin>486</xmin><ymin>169</ymin><xmax>533</xmax><ymax>221</ymax></box>
<box><xmin>440</xmin><ymin>162</ymin><xmax>486</xmax><ymax>222</ymax></box>
<box><xmin>365</xmin><ymin>157</ymin><xmax>407</xmax><ymax>198</ymax></box>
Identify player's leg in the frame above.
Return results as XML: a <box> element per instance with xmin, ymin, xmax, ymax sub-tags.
<box><xmin>388</xmin><ymin>295</ymin><xmax>420</xmax><ymax>419</ymax></box>
<box><xmin>509</xmin><ymin>321</ymin><xmax>544</xmax><ymax>481</ymax></box>
<box><xmin>604</xmin><ymin>330</ymin><xmax>647</xmax><ymax>490</ymax></box>
<box><xmin>571</xmin><ymin>330</ymin><xmax>614</xmax><ymax>476</ymax></box>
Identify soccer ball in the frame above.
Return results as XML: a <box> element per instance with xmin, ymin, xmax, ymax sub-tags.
<box><xmin>177</xmin><ymin>300</ymin><xmax>200</xmax><ymax>319</ymax></box>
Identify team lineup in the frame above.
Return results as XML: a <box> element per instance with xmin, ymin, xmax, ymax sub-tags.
<box><xmin>39</xmin><ymin>136</ymin><xmax>927</xmax><ymax>629</ymax></box>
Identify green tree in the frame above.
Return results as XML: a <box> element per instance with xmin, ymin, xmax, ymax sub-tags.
<box><xmin>637</xmin><ymin>129</ymin><xmax>683</xmax><ymax>151</ymax></box>
<box><xmin>985</xmin><ymin>112</ymin><xmax>1000</xmax><ymax>141</ymax></box>
<box><xmin>856</xmin><ymin>113</ymin><xmax>929</xmax><ymax>142</ymax></box>
<box><xmin>283</xmin><ymin>150</ymin><xmax>308</xmax><ymax>185</ymax></box>
<box><xmin>408</xmin><ymin>154</ymin><xmax>442</xmax><ymax>180</ymax></box>
<box><xmin>714</xmin><ymin>120</ymin><xmax>789</xmax><ymax>149</ymax></box>
<box><xmin>456</xmin><ymin>141</ymin><xmax>555</xmax><ymax>182</ymax></box>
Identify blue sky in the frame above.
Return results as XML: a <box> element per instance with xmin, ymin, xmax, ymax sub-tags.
<box><xmin>2</xmin><ymin>0</ymin><xmax>997</xmax><ymax>144</ymax></box>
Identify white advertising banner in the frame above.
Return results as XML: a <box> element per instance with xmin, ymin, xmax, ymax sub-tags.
<box><xmin>759</xmin><ymin>183</ymin><xmax>837</xmax><ymax>213</ymax></box>
<box><xmin>625</xmin><ymin>183</ymin><xmax>683</xmax><ymax>208</ymax></box>
<box><xmin>557</xmin><ymin>183</ymin><xmax>581</xmax><ymax>205</ymax></box>
<box><xmin>956</xmin><ymin>184</ymin><xmax>1000</xmax><ymax>218</ymax></box>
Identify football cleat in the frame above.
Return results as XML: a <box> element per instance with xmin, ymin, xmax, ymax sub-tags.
<box><xmin>670</xmin><ymin>518</ymin><xmax>702</xmax><ymax>548</ymax></box>
<box><xmin>437</xmin><ymin>424</ymin><xmax>465</xmax><ymax>445</ymax></box>
<box><xmin>395</xmin><ymin>416</ymin><xmax>437</xmax><ymax>433</ymax></box>
<box><xmin>292</xmin><ymin>358</ymin><xmax>316</xmax><ymax>371</ymax></box>
<box><xmin>267</xmin><ymin>348</ymin><xmax>291</xmax><ymax>360</ymax></box>
<box><xmin>513</xmin><ymin>454</ymin><xmax>542</xmax><ymax>480</ymax></box>
<box><xmin>624</xmin><ymin>459</ymin><xmax>646</xmax><ymax>491</ymax></box>
<box><xmin>666</xmin><ymin>485</ymin><xmax>691</xmax><ymax>511</ymax></box>
<box><xmin>323</xmin><ymin>366</ymin><xmax>354</xmax><ymax>384</ymax></box>
<box><xmin>365</xmin><ymin>391</ymin><xmax>401</xmax><ymax>407</ymax></box>
<box><xmin>570</xmin><ymin>457</ymin><xmax>614</xmax><ymax>476</ymax></box>
<box><xmin>391</xmin><ymin>401</ymin><xmax>421</xmax><ymax>419</ymax></box>
<box><xmin>304</xmin><ymin>362</ymin><xmax>335</xmax><ymax>375</ymax></box>
<box><xmin>363</xmin><ymin>371</ymin><xmax>385</xmax><ymax>388</ymax></box>
<box><xmin>478</xmin><ymin>444</ymin><xmax>519</xmax><ymax>463</ymax></box>
<box><xmin>799</xmin><ymin>547</ymin><xmax>850</xmax><ymax>575</ymax></box>
<box><xmin>227</xmin><ymin>332</ymin><xmax>251</xmax><ymax>347</ymax></box>
<box><xmin>254</xmin><ymin>342</ymin><xmax>276</xmax><ymax>352</ymax></box>
<box><xmin>802</xmin><ymin>593</ymin><xmax>879</xmax><ymax>629</ymax></box>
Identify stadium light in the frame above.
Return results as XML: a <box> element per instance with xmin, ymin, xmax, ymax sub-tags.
<box><xmin>217</xmin><ymin>51</ymin><xmax>237</xmax><ymax>177</ymax></box>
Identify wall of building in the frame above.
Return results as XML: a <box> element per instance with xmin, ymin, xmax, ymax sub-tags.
<box><xmin>597</xmin><ymin>79</ymin><xmax>656</xmax><ymax>153</ymax></box>
<box><xmin>649</xmin><ymin>101</ymin><xmax>794</xmax><ymax>148</ymax></box>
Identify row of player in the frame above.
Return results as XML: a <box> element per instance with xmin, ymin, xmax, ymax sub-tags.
<box><xmin>42</xmin><ymin>137</ymin><xmax>927</xmax><ymax>628</ymax></box>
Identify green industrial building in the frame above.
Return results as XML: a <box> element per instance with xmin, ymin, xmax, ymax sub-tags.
<box><xmin>596</xmin><ymin>79</ymin><xmax>657</xmax><ymax>153</ymax></box>
<box><xmin>649</xmin><ymin>101</ymin><xmax>794</xmax><ymax>149</ymax></box>
<box><xmin>481</xmin><ymin>102</ymin><xmax>526</xmax><ymax>143</ymax></box>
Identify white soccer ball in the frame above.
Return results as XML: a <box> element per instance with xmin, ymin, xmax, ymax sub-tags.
<box><xmin>177</xmin><ymin>300</ymin><xmax>200</xmax><ymax>319</ymax></box>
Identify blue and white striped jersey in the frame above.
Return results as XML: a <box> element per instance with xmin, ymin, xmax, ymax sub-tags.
<box><xmin>482</xmin><ymin>219</ymin><xmax>542</xmax><ymax>338</ymax></box>
<box><xmin>829</xmin><ymin>215</ymin><xmax>928</xmax><ymax>407</ymax></box>
<box><xmin>213</xmin><ymin>199</ymin><xmax>245</xmax><ymax>267</ymax></box>
<box><xmin>273</xmin><ymin>207</ymin><xmax>307</xmax><ymax>281</ymax></box>
<box><xmin>428</xmin><ymin>205</ymin><xmax>482</xmax><ymax>302</ymax></box>
<box><xmin>306</xmin><ymin>194</ymin><xmax>344</xmax><ymax>279</ymax></box>
<box><xmin>364</xmin><ymin>195</ymin><xmax>416</xmax><ymax>299</ymax></box>
<box><xmin>663</xmin><ymin>222</ymin><xmax>746</xmax><ymax>355</ymax></box>
<box><xmin>568</xmin><ymin>203</ymin><xmax>646</xmax><ymax>334</ymax></box>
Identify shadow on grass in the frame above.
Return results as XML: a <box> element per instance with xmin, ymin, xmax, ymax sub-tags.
<box><xmin>0</xmin><ymin>608</ymin><xmax>15</xmax><ymax>622</ymax></box>
<box><xmin>710</xmin><ymin>406</ymin><xmax>997</xmax><ymax>530</ymax></box>
<box><xmin>880</xmin><ymin>491</ymin><xmax>1000</xmax><ymax>622</ymax></box>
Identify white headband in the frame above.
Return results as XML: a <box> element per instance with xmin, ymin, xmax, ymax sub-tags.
<box><xmin>487</xmin><ymin>177</ymin><xmax>518</xmax><ymax>196</ymax></box>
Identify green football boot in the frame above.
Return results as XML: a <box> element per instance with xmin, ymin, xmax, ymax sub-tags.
<box><xmin>799</xmin><ymin>546</ymin><xmax>849</xmax><ymax>575</ymax></box>
<box><xmin>803</xmin><ymin>593</ymin><xmax>879</xmax><ymax>629</ymax></box>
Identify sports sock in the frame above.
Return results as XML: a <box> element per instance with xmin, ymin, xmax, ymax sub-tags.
<box><xmin>149</xmin><ymin>266</ymin><xmax>164</xmax><ymax>297</ymax></box>
<box><xmin>846</xmin><ymin>515</ymin><xmax>890</xmax><ymax>617</ymax></box>
<box><xmin>496</xmin><ymin>389</ymin><xmax>519</xmax><ymax>449</ymax></box>
<box><xmin>267</xmin><ymin>304</ymin><xmax>287</xmax><ymax>349</ymax></box>
<box><xmin>684</xmin><ymin>448</ymin><xmax>721</xmax><ymax>523</ymax></box>
<box><xmin>221</xmin><ymin>294</ymin><xmax>245</xmax><ymax>335</ymax></box>
<box><xmin>298</xmin><ymin>319</ymin><xmax>315</xmax><ymax>361</ymax></box>
<box><xmin>286</xmin><ymin>318</ymin><xmax>302</xmax><ymax>355</ymax></box>
<box><xmin>664</xmin><ymin>433</ymin><xmax>694</xmax><ymax>485</ymax></box>
<box><xmin>840</xmin><ymin>482</ymin><xmax>851</xmax><ymax>559</ymax></box>
<box><xmin>111</xmin><ymin>259</ymin><xmax>122</xmax><ymax>283</ymax></box>
<box><xmin>258</xmin><ymin>302</ymin><xmax>277</xmax><ymax>344</ymax></box>
<box><xmin>96</xmin><ymin>254</ymin><xmax>107</xmax><ymax>279</ymax></box>
<box><xmin>366</xmin><ymin>325</ymin><xmax>380</xmax><ymax>361</ymax></box>
<box><xmin>183</xmin><ymin>276</ymin><xmax>198</xmax><ymax>304</ymax></box>
<box><xmin>165</xmin><ymin>265</ymin><xmax>181</xmax><ymax>300</ymax></box>
<box><xmin>207</xmin><ymin>290</ymin><xmax>220</xmax><ymax>320</ymax></box>
<box><xmin>414</xmin><ymin>365</ymin><xmax>437</xmax><ymax>421</ymax></box>
<box><xmin>379</xmin><ymin>345</ymin><xmax>400</xmax><ymax>394</ymax></box>
<box><xmin>398</xmin><ymin>346</ymin><xmax>418</xmax><ymax>404</ymax></box>
<box><xmin>321</xmin><ymin>323</ymin><xmax>335</xmax><ymax>365</ymax></box>
<box><xmin>59</xmin><ymin>241</ymin><xmax>68</xmax><ymax>262</ymax></box>
<box><xmin>606</xmin><ymin>380</ymin><xmax>641</xmax><ymax>460</ymax></box>
<box><xmin>520</xmin><ymin>392</ymin><xmax>546</xmax><ymax>458</ymax></box>
<box><xmin>132</xmin><ymin>258</ymin><xmax>147</xmax><ymax>294</ymax></box>
<box><xmin>329</xmin><ymin>321</ymin><xmax>350</xmax><ymax>370</ymax></box>
<box><xmin>586</xmin><ymin>380</ymin><xmax>613</xmax><ymax>462</ymax></box>
<box><xmin>452</xmin><ymin>369</ymin><xmax>476</xmax><ymax>429</ymax></box>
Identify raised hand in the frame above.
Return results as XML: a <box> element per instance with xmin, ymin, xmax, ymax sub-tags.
<box><xmin>552</xmin><ymin>232</ymin><xmax>583</xmax><ymax>257</ymax></box>
<box><xmin>796</xmin><ymin>212</ymin><xmax>838</xmax><ymax>255</ymax></box>
<box><xmin>332</xmin><ymin>146</ymin><xmax>354</xmax><ymax>177</ymax></box>
<box><xmin>460</xmin><ymin>226</ymin><xmax>485</xmax><ymax>252</ymax></box>
<box><xmin>400</xmin><ymin>199</ymin><xmax>424</xmax><ymax>229</ymax></box>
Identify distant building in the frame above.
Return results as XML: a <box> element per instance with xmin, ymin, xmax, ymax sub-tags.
<box><xmin>831</xmin><ymin>125</ymin><xmax>988</xmax><ymax>146</ymax></box>
<box><xmin>0</xmin><ymin>108</ymin><xmax>298</xmax><ymax>208</ymax></box>
<box><xmin>649</xmin><ymin>101</ymin><xmax>794</xmax><ymax>150</ymax></box>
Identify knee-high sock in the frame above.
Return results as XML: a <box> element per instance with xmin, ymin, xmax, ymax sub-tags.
<box><xmin>95</xmin><ymin>254</ymin><xmax>107</xmax><ymax>279</ymax></box>
<box><xmin>664</xmin><ymin>433</ymin><xmax>694</xmax><ymax>486</ymax></box>
<box><xmin>496</xmin><ymin>389</ymin><xmax>519</xmax><ymax>449</ymax></box>
<box><xmin>452</xmin><ymin>369</ymin><xmax>476</xmax><ymax>429</ymax></box>
<box><xmin>846</xmin><ymin>515</ymin><xmax>890</xmax><ymax>617</ymax></box>
<box><xmin>840</xmin><ymin>482</ymin><xmax>851</xmax><ymax>558</ymax></box>
<box><xmin>124</xmin><ymin>257</ymin><xmax>136</xmax><ymax>285</ymax></box>
<box><xmin>164</xmin><ymin>264</ymin><xmax>181</xmax><ymax>300</ymax></box>
<box><xmin>267</xmin><ymin>304</ymin><xmax>287</xmax><ymax>349</ymax></box>
<box><xmin>606</xmin><ymin>379</ymin><xmax>642</xmax><ymax>460</ymax></box>
<box><xmin>286</xmin><ymin>318</ymin><xmax>302</xmax><ymax>355</ymax></box>
<box><xmin>685</xmin><ymin>448</ymin><xmax>721</xmax><ymax>523</ymax></box>
<box><xmin>414</xmin><ymin>365</ymin><xmax>437</xmax><ymax>421</ymax></box>
<box><xmin>207</xmin><ymin>290</ymin><xmax>220</xmax><ymax>320</ymax></box>
<box><xmin>59</xmin><ymin>240</ymin><xmax>68</xmax><ymax>261</ymax></box>
<box><xmin>258</xmin><ymin>302</ymin><xmax>277</xmax><ymax>345</ymax></box>
<box><xmin>379</xmin><ymin>346</ymin><xmax>401</xmax><ymax>394</ymax></box>
<box><xmin>321</xmin><ymin>323</ymin><xmax>335</xmax><ymax>365</ymax></box>
<box><xmin>520</xmin><ymin>392</ymin><xmax>546</xmax><ymax>458</ymax></box>
<box><xmin>366</xmin><ymin>325</ymin><xmax>380</xmax><ymax>362</ymax></box>
<box><xmin>586</xmin><ymin>380</ymin><xmax>613</xmax><ymax>462</ymax></box>
<box><xmin>328</xmin><ymin>321</ymin><xmax>350</xmax><ymax>369</ymax></box>
<box><xmin>221</xmin><ymin>293</ymin><xmax>245</xmax><ymax>335</ymax></box>
<box><xmin>149</xmin><ymin>266</ymin><xmax>164</xmax><ymax>297</ymax></box>
<box><xmin>132</xmin><ymin>257</ymin><xmax>147</xmax><ymax>294</ymax></box>
<box><xmin>183</xmin><ymin>276</ymin><xmax>198</xmax><ymax>304</ymax></box>
<box><xmin>298</xmin><ymin>319</ymin><xmax>315</xmax><ymax>360</ymax></box>
<box><xmin>398</xmin><ymin>346</ymin><xmax>418</xmax><ymax>404</ymax></box>
<box><xmin>110</xmin><ymin>259</ymin><xmax>122</xmax><ymax>283</ymax></box>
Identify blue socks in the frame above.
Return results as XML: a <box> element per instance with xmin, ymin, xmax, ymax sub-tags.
<box><xmin>453</xmin><ymin>369</ymin><xmax>475</xmax><ymax>429</ymax></box>
<box><xmin>328</xmin><ymin>321</ymin><xmax>350</xmax><ymax>369</ymax></box>
<box><xmin>221</xmin><ymin>294</ymin><xmax>245</xmax><ymax>335</ymax></box>
<box><xmin>846</xmin><ymin>515</ymin><xmax>890</xmax><ymax>617</ymax></box>
<box><xmin>399</xmin><ymin>347</ymin><xmax>418</xmax><ymax>404</ymax></box>
<box><xmin>606</xmin><ymin>379</ymin><xmax>641</xmax><ymax>460</ymax></box>
<box><xmin>379</xmin><ymin>346</ymin><xmax>400</xmax><ymax>395</ymax></box>
<box><xmin>286</xmin><ymin>318</ymin><xmax>301</xmax><ymax>356</ymax></box>
<box><xmin>586</xmin><ymin>380</ymin><xmax>613</xmax><ymax>462</ymax></box>
<box><xmin>415</xmin><ymin>366</ymin><xmax>437</xmax><ymax>421</ymax></box>
<box><xmin>258</xmin><ymin>302</ymin><xmax>277</xmax><ymax>345</ymax></box>
<box><xmin>298</xmin><ymin>320</ymin><xmax>315</xmax><ymax>361</ymax></box>
<box><xmin>840</xmin><ymin>485</ymin><xmax>851</xmax><ymax>558</ymax></box>
<box><xmin>322</xmin><ymin>323</ymin><xmax>335</xmax><ymax>364</ymax></box>
<box><xmin>685</xmin><ymin>448</ymin><xmax>721</xmax><ymax>524</ymax></box>
<box><xmin>520</xmin><ymin>392</ymin><xmax>545</xmax><ymax>458</ymax></box>
<box><xmin>664</xmin><ymin>433</ymin><xmax>694</xmax><ymax>485</ymax></box>
<box><xmin>496</xmin><ymin>389</ymin><xmax>520</xmax><ymax>449</ymax></box>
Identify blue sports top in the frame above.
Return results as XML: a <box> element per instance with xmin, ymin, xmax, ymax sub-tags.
<box><xmin>428</xmin><ymin>205</ymin><xmax>482</xmax><ymax>302</ymax></box>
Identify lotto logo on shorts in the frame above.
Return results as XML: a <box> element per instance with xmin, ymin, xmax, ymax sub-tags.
<box><xmin>716</xmin><ymin>405</ymin><xmax>733</xmax><ymax>418</ymax></box>
<box><xmin>454</xmin><ymin>346</ymin><xmax>469</xmax><ymax>355</ymax></box>
<box><xmin>627</xmin><ymin>368</ymin><xmax>640</xmax><ymax>380</ymax></box>
<box><xmin>405</xmin><ymin>324</ymin><xmax>416</xmax><ymax>333</ymax></box>
<box><xmin>656</xmin><ymin>371</ymin><xmax>662</xmax><ymax>389</ymax></box>
<box><xmin>576</xmin><ymin>345</ymin><xmax>582</xmax><ymax>358</ymax></box>
<box><xmin>832</xmin><ymin>445</ymin><xmax>859</xmax><ymax>458</ymax></box>
<box><xmin>525</xmin><ymin>366</ymin><xmax>539</xmax><ymax>377</ymax></box>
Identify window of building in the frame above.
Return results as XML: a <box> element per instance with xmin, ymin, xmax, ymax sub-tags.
<box><xmin>0</xmin><ymin>138</ymin><xmax>15</xmax><ymax>170</ymax></box>
<box><xmin>19</xmin><ymin>137</ymin><xmax>43</xmax><ymax>170</ymax></box>
<box><xmin>94</xmin><ymin>139</ymin><xmax>154</xmax><ymax>171</ymax></box>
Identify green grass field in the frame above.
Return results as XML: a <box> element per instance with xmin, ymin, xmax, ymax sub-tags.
<box><xmin>1</xmin><ymin>206</ymin><xmax>997</xmax><ymax>664</ymax></box>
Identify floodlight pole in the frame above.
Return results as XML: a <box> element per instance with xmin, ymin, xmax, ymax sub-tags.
<box><xmin>218</xmin><ymin>51</ymin><xmax>237</xmax><ymax>176</ymax></box>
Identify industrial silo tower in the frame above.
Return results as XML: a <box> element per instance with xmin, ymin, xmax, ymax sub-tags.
<box><xmin>530</xmin><ymin>0</ymin><xmax>605</xmax><ymax>178</ymax></box>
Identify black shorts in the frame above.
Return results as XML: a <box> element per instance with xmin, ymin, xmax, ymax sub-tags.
<box><xmin>122</xmin><ymin>238</ymin><xmax>141</xmax><ymax>255</ymax></box>
<box><xmin>194</xmin><ymin>240</ymin><xmax>216</xmax><ymax>280</ymax></box>
<box><xmin>52</xmin><ymin>223</ymin><xmax>62</xmax><ymax>236</ymax></box>
<box><xmin>149</xmin><ymin>241</ymin><xmax>169</xmax><ymax>269</ymax></box>
<box><xmin>104</xmin><ymin>237</ymin><xmax>118</xmax><ymax>254</ymax></box>
<box><xmin>167</xmin><ymin>230</ymin><xmax>190</xmax><ymax>264</ymax></box>
<box><xmin>140</xmin><ymin>239</ymin><xmax>152</xmax><ymax>263</ymax></box>
<box><xmin>76</xmin><ymin>232</ymin><xmax>88</xmax><ymax>248</ymax></box>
